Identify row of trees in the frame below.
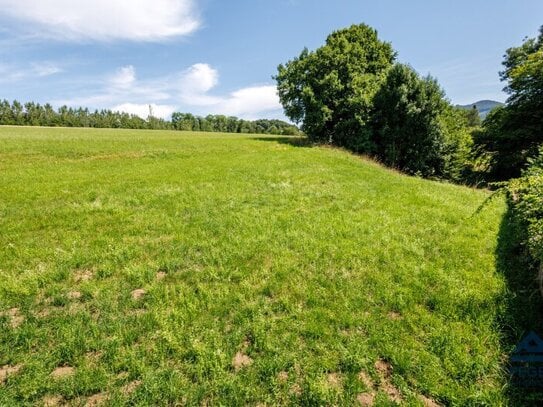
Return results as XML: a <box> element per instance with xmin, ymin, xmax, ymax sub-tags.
<box><xmin>171</xmin><ymin>113</ymin><xmax>299</xmax><ymax>135</ymax></box>
<box><xmin>0</xmin><ymin>100</ymin><xmax>300</xmax><ymax>136</ymax></box>
<box><xmin>275</xmin><ymin>23</ymin><xmax>541</xmax><ymax>184</ymax></box>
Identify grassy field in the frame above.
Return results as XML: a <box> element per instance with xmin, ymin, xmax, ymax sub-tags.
<box><xmin>0</xmin><ymin>126</ymin><xmax>526</xmax><ymax>405</ymax></box>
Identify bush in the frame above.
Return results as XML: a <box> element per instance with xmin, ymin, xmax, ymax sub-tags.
<box><xmin>506</xmin><ymin>147</ymin><xmax>543</xmax><ymax>288</ymax></box>
<box><xmin>371</xmin><ymin>64</ymin><xmax>473</xmax><ymax>180</ymax></box>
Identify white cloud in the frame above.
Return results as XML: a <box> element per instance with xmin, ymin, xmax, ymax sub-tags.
<box><xmin>0</xmin><ymin>0</ymin><xmax>200</xmax><ymax>42</ymax></box>
<box><xmin>180</xmin><ymin>63</ymin><xmax>219</xmax><ymax>96</ymax></box>
<box><xmin>57</xmin><ymin>63</ymin><xmax>283</xmax><ymax>120</ymax></box>
<box><xmin>112</xmin><ymin>103</ymin><xmax>176</xmax><ymax>119</ymax></box>
<box><xmin>217</xmin><ymin>86</ymin><xmax>281</xmax><ymax>117</ymax></box>
<box><xmin>178</xmin><ymin>63</ymin><xmax>282</xmax><ymax>118</ymax></box>
<box><xmin>110</xmin><ymin>65</ymin><xmax>136</xmax><ymax>89</ymax></box>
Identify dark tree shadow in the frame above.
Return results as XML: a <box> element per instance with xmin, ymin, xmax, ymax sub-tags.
<box><xmin>250</xmin><ymin>136</ymin><xmax>313</xmax><ymax>148</ymax></box>
<box><xmin>497</xmin><ymin>208</ymin><xmax>543</xmax><ymax>405</ymax></box>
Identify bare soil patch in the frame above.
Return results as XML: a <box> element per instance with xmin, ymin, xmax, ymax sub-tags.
<box><xmin>121</xmin><ymin>380</ymin><xmax>142</xmax><ymax>395</ymax></box>
<box><xmin>131</xmin><ymin>289</ymin><xmax>146</xmax><ymax>300</ymax></box>
<box><xmin>232</xmin><ymin>351</ymin><xmax>253</xmax><ymax>371</ymax></box>
<box><xmin>356</xmin><ymin>392</ymin><xmax>375</xmax><ymax>406</ymax></box>
<box><xmin>51</xmin><ymin>366</ymin><xmax>75</xmax><ymax>379</ymax></box>
<box><xmin>86</xmin><ymin>393</ymin><xmax>107</xmax><ymax>406</ymax></box>
<box><xmin>0</xmin><ymin>364</ymin><xmax>22</xmax><ymax>383</ymax></box>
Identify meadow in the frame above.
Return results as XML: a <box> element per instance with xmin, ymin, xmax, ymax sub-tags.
<box><xmin>0</xmin><ymin>126</ymin><xmax>535</xmax><ymax>405</ymax></box>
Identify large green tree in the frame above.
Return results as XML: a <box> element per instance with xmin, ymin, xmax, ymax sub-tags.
<box><xmin>275</xmin><ymin>24</ymin><xmax>395</xmax><ymax>152</ymax></box>
<box><xmin>371</xmin><ymin>64</ymin><xmax>450</xmax><ymax>177</ymax></box>
<box><xmin>475</xmin><ymin>26</ymin><xmax>543</xmax><ymax>180</ymax></box>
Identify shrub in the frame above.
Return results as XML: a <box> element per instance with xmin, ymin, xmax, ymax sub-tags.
<box><xmin>506</xmin><ymin>147</ymin><xmax>543</xmax><ymax>289</ymax></box>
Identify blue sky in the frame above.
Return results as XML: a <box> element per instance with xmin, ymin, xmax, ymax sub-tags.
<box><xmin>0</xmin><ymin>0</ymin><xmax>541</xmax><ymax>120</ymax></box>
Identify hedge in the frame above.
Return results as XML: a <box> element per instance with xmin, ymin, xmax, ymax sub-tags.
<box><xmin>506</xmin><ymin>148</ymin><xmax>543</xmax><ymax>291</ymax></box>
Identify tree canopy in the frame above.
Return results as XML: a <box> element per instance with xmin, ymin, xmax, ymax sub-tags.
<box><xmin>275</xmin><ymin>24</ymin><xmax>396</xmax><ymax>152</ymax></box>
<box><xmin>275</xmin><ymin>24</ymin><xmax>474</xmax><ymax>181</ymax></box>
<box><xmin>475</xmin><ymin>26</ymin><xmax>543</xmax><ymax>180</ymax></box>
<box><xmin>371</xmin><ymin>64</ymin><xmax>448</xmax><ymax>177</ymax></box>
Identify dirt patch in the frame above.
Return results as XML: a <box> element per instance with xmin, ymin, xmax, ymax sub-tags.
<box><xmin>51</xmin><ymin>366</ymin><xmax>75</xmax><ymax>379</ymax></box>
<box><xmin>43</xmin><ymin>395</ymin><xmax>65</xmax><ymax>406</ymax></box>
<box><xmin>374</xmin><ymin>359</ymin><xmax>393</xmax><ymax>378</ymax></box>
<box><xmin>68</xmin><ymin>291</ymin><xmax>82</xmax><ymax>300</ymax></box>
<box><xmin>121</xmin><ymin>380</ymin><xmax>142</xmax><ymax>395</ymax></box>
<box><xmin>419</xmin><ymin>394</ymin><xmax>441</xmax><ymax>407</ymax></box>
<box><xmin>2</xmin><ymin>308</ymin><xmax>24</xmax><ymax>328</ymax></box>
<box><xmin>326</xmin><ymin>372</ymin><xmax>342</xmax><ymax>389</ymax></box>
<box><xmin>74</xmin><ymin>269</ymin><xmax>94</xmax><ymax>282</ymax></box>
<box><xmin>0</xmin><ymin>364</ymin><xmax>22</xmax><ymax>383</ymax></box>
<box><xmin>356</xmin><ymin>392</ymin><xmax>375</xmax><ymax>406</ymax></box>
<box><xmin>358</xmin><ymin>371</ymin><xmax>374</xmax><ymax>389</ymax></box>
<box><xmin>289</xmin><ymin>383</ymin><xmax>302</xmax><ymax>396</ymax></box>
<box><xmin>383</xmin><ymin>382</ymin><xmax>402</xmax><ymax>403</ymax></box>
<box><xmin>131</xmin><ymin>289</ymin><xmax>146</xmax><ymax>300</ymax></box>
<box><xmin>374</xmin><ymin>359</ymin><xmax>402</xmax><ymax>403</ymax></box>
<box><xmin>277</xmin><ymin>371</ymin><xmax>289</xmax><ymax>383</ymax></box>
<box><xmin>387</xmin><ymin>311</ymin><xmax>401</xmax><ymax>320</ymax></box>
<box><xmin>232</xmin><ymin>351</ymin><xmax>253</xmax><ymax>371</ymax></box>
<box><xmin>86</xmin><ymin>393</ymin><xmax>107</xmax><ymax>406</ymax></box>
<box><xmin>36</xmin><ymin>308</ymin><xmax>51</xmax><ymax>318</ymax></box>
<box><xmin>156</xmin><ymin>271</ymin><xmax>167</xmax><ymax>280</ymax></box>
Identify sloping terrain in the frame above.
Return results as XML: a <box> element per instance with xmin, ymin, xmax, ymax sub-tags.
<box><xmin>0</xmin><ymin>127</ymin><xmax>511</xmax><ymax>405</ymax></box>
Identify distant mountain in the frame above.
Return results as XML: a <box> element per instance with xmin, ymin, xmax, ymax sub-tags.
<box><xmin>457</xmin><ymin>100</ymin><xmax>504</xmax><ymax>118</ymax></box>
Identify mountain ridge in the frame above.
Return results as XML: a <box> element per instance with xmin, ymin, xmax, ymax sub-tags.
<box><xmin>457</xmin><ymin>99</ymin><xmax>504</xmax><ymax>118</ymax></box>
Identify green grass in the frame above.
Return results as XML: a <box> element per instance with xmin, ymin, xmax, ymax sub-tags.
<box><xmin>0</xmin><ymin>126</ymin><xmax>513</xmax><ymax>405</ymax></box>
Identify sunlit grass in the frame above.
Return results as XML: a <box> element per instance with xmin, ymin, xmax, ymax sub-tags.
<box><xmin>0</xmin><ymin>126</ymin><xmax>508</xmax><ymax>405</ymax></box>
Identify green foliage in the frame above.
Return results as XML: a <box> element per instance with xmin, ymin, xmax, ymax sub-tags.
<box><xmin>0</xmin><ymin>127</ymin><xmax>510</xmax><ymax>405</ymax></box>
<box><xmin>506</xmin><ymin>147</ymin><xmax>543</xmax><ymax>268</ymax></box>
<box><xmin>275</xmin><ymin>24</ymin><xmax>395</xmax><ymax>151</ymax></box>
<box><xmin>0</xmin><ymin>100</ymin><xmax>300</xmax><ymax>136</ymax></box>
<box><xmin>460</xmin><ymin>105</ymin><xmax>482</xmax><ymax>127</ymax></box>
<box><xmin>0</xmin><ymin>100</ymin><xmax>161</xmax><ymax>129</ymax></box>
<box><xmin>371</xmin><ymin>64</ymin><xmax>448</xmax><ymax>177</ymax></box>
<box><xmin>439</xmin><ymin>107</ymin><xmax>475</xmax><ymax>182</ymax></box>
<box><xmin>501</xmin><ymin>27</ymin><xmax>543</xmax><ymax>106</ymax></box>
<box><xmin>171</xmin><ymin>112</ymin><xmax>299</xmax><ymax>135</ymax></box>
<box><xmin>475</xmin><ymin>26</ymin><xmax>543</xmax><ymax>181</ymax></box>
<box><xmin>276</xmin><ymin>25</ymin><xmax>474</xmax><ymax>182</ymax></box>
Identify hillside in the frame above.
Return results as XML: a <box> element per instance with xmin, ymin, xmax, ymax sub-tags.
<box><xmin>457</xmin><ymin>99</ymin><xmax>504</xmax><ymax>118</ymax></box>
<box><xmin>0</xmin><ymin>127</ymin><xmax>518</xmax><ymax>405</ymax></box>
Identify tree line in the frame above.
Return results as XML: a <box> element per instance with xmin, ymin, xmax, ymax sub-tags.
<box><xmin>0</xmin><ymin>100</ymin><xmax>300</xmax><ymax>135</ymax></box>
<box><xmin>171</xmin><ymin>112</ymin><xmax>299</xmax><ymax>135</ymax></box>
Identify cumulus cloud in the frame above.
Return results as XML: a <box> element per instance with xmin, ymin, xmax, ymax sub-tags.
<box><xmin>57</xmin><ymin>63</ymin><xmax>283</xmax><ymax>120</ymax></box>
<box><xmin>180</xmin><ymin>63</ymin><xmax>219</xmax><ymax>96</ymax></box>
<box><xmin>178</xmin><ymin>63</ymin><xmax>282</xmax><ymax>118</ymax></box>
<box><xmin>0</xmin><ymin>0</ymin><xmax>200</xmax><ymax>42</ymax></box>
<box><xmin>216</xmin><ymin>86</ymin><xmax>281</xmax><ymax>117</ymax></box>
